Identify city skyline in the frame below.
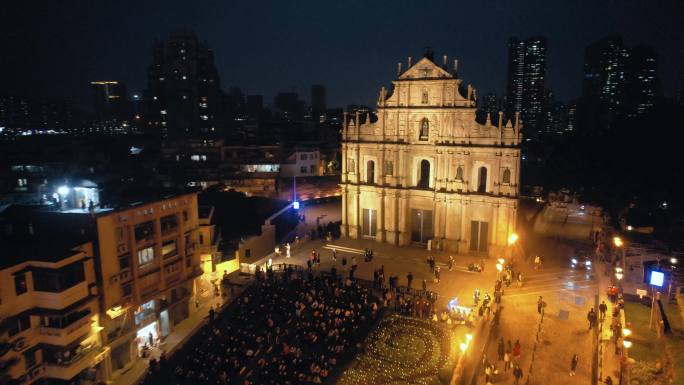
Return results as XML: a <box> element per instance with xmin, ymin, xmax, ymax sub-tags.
<box><xmin>2</xmin><ymin>1</ymin><xmax>683</xmax><ymax>112</ymax></box>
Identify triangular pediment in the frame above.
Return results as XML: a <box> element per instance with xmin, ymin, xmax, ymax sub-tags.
<box><xmin>398</xmin><ymin>57</ymin><xmax>453</xmax><ymax>80</ymax></box>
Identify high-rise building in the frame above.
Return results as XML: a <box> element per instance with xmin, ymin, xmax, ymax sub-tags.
<box><xmin>521</xmin><ymin>37</ymin><xmax>547</xmax><ymax>135</ymax></box>
<box><xmin>479</xmin><ymin>93</ymin><xmax>501</xmax><ymax>125</ymax></box>
<box><xmin>624</xmin><ymin>45</ymin><xmax>659</xmax><ymax>117</ymax></box>
<box><xmin>91</xmin><ymin>81</ymin><xmax>127</xmax><ymax>121</ymax></box>
<box><xmin>505</xmin><ymin>38</ymin><xmax>526</xmax><ymax>120</ymax></box>
<box><xmin>580</xmin><ymin>37</ymin><xmax>660</xmax><ymax>132</ymax></box>
<box><xmin>341</xmin><ymin>52</ymin><xmax>520</xmax><ymax>256</ymax></box>
<box><xmin>311</xmin><ymin>84</ymin><xmax>326</xmax><ymax>123</ymax></box>
<box><xmin>246</xmin><ymin>95</ymin><xmax>264</xmax><ymax>120</ymax></box>
<box><xmin>143</xmin><ymin>29</ymin><xmax>226</xmax><ymax>140</ymax></box>
<box><xmin>274</xmin><ymin>92</ymin><xmax>305</xmax><ymax>121</ymax></box>
<box><xmin>582</xmin><ymin>35</ymin><xmax>629</xmax><ymax>114</ymax></box>
<box><xmin>505</xmin><ymin>37</ymin><xmax>547</xmax><ymax>136</ymax></box>
<box><xmin>566</xmin><ymin>100</ymin><xmax>578</xmax><ymax>132</ymax></box>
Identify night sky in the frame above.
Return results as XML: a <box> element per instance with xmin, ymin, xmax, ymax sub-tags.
<box><xmin>2</xmin><ymin>0</ymin><xmax>683</xmax><ymax>111</ymax></box>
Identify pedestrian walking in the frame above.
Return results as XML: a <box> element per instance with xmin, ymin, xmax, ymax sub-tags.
<box><xmin>332</xmin><ymin>248</ymin><xmax>337</xmax><ymax>262</ymax></box>
<box><xmin>285</xmin><ymin>242</ymin><xmax>291</xmax><ymax>258</ymax></box>
<box><xmin>512</xmin><ymin>340</ymin><xmax>521</xmax><ymax>363</ymax></box>
<box><xmin>599</xmin><ymin>300</ymin><xmax>608</xmax><ymax>321</ymax></box>
<box><xmin>407</xmin><ymin>272</ymin><xmax>414</xmax><ymax>288</ymax></box>
<box><xmin>480</xmin><ymin>258</ymin><xmax>486</xmax><ymax>272</ymax></box>
<box><xmin>497</xmin><ymin>337</ymin><xmax>505</xmax><ymax>361</ymax></box>
<box><xmin>434</xmin><ymin>266</ymin><xmax>441</xmax><ymax>283</ymax></box>
<box><xmin>484</xmin><ymin>363</ymin><xmax>493</xmax><ymax>383</ymax></box>
<box><xmin>587</xmin><ymin>308</ymin><xmax>597</xmax><ymax>329</ymax></box>
<box><xmin>422</xmin><ymin>279</ymin><xmax>427</xmax><ymax>291</ymax></box>
<box><xmin>351</xmin><ymin>256</ymin><xmax>358</xmax><ymax>269</ymax></box>
<box><xmin>537</xmin><ymin>296</ymin><xmax>544</xmax><ymax>314</ymax></box>
<box><xmin>342</xmin><ymin>256</ymin><xmax>347</xmax><ymax>267</ymax></box>
<box><xmin>474</xmin><ymin>288</ymin><xmax>480</xmax><ymax>306</ymax></box>
<box><xmin>517</xmin><ymin>271</ymin><xmax>523</xmax><ymax>287</ymax></box>
<box><xmin>503</xmin><ymin>350</ymin><xmax>511</xmax><ymax>371</ymax></box>
<box><xmin>513</xmin><ymin>365</ymin><xmax>523</xmax><ymax>385</ymax></box>
<box><xmin>569</xmin><ymin>353</ymin><xmax>578</xmax><ymax>376</ymax></box>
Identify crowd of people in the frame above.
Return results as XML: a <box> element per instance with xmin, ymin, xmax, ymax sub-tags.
<box><xmin>142</xmin><ymin>269</ymin><xmax>380</xmax><ymax>385</ymax></box>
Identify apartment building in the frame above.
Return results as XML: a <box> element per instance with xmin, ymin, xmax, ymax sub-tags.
<box><xmin>0</xmin><ymin>209</ymin><xmax>104</xmax><ymax>384</ymax></box>
<box><xmin>0</xmin><ymin>190</ymin><xmax>203</xmax><ymax>384</ymax></box>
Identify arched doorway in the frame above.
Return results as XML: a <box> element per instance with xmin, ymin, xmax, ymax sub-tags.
<box><xmin>418</xmin><ymin>160</ymin><xmax>430</xmax><ymax>188</ymax></box>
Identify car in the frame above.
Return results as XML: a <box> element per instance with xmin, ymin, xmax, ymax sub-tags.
<box><xmin>571</xmin><ymin>255</ymin><xmax>592</xmax><ymax>270</ymax></box>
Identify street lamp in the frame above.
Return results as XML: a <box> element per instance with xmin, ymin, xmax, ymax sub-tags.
<box><xmin>622</xmin><ymin>328</ymin><xmax>631</xmax><ymax>337</ymax></box>
<box><xmin>508</xmin><ymin>233</ymin><xmax>519</xmax><ymax>245</ymax></box>
<box><xmin>506</xmin><ymin>233</ymin><xmax>519</xmax><ymax>260</ymax></box>
<box><xmin>613</xmin><ymin>236</ymin><xmax>623</xmax><ymax>248</ymax></box>
<box><xmin>57</xmin><ymin>185</ymin><xmax>70</xmax><ymax>196</ymax></box>
<box><xmin>622</xmin><ymin>340</ymin><xmax>632</xmax><ymax>349</ymax></box>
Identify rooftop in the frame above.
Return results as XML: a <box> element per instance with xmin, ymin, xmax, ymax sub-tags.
<box><xmin>0</xmin><ymin>205</ymin><xmax>94</xmax><ymax>269</ymax></box>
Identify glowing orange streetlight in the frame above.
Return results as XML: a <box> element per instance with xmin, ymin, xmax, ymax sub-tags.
<box><xmin>613</xmin><ymin>236</ymin><xmax>623</xmax><ymax>248</ymax></box>
<box><xmin>508</xmin><ymin>233</ymin><xmax>519</xmax><ymax>245</ymax></box>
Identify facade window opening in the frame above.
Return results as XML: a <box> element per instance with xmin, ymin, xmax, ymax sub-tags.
<box><xmin>455</xmin><ymin>166</ymin><xmax>463</xmax><ymax>181</ymax></box>
<box><xmin>419</xmin><ymin>118</ymin><xmax>429</xmax><ymax>141</ymax></box>
<box><xmin>418</xmin><ymin>160</ymin><xmax>430</xmax><ymax>188</ymax></box>
<box><xmin>477</xmin><ymin>166</ymin><xmax>488</xmax><ymax>193</ymax></box>
<box><xmin>502</xmin><ymin>169</ymin><xmax>511</xmax><ymax>184</ymax></box>
<box><xmin>422</xmin><ymin>91</ymin><xmax>429</xmax><ymax>104</ymax></box>
<box><xmin>366</xmin><ymin>160</ymin><xmax>375</xmax><ymax>184</ymax></box>
<box><xmin>384</xmin><ymin>160</ymin><xmax>393</xmax><ymax>176</ymax></box>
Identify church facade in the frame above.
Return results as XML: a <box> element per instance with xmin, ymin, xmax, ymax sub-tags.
<box><xmin>340</xmin><ymin>53</ymin><xmax>521</xmax><ymax>256</ymax></box>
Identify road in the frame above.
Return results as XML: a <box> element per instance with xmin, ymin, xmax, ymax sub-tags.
<box><xmin>472</xmin><ymin>200</ymin><xmax>602</xmax><ymax>385</ymax></box>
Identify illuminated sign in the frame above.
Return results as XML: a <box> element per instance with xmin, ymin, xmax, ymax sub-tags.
<box><xmin>650</xmin><ymin>271</ymin><xmax>665</xmax><ymax>287</ymax></box>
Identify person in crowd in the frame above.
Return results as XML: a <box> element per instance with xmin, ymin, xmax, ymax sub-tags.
<box><xmin>142</xmin><ymin>269</ymin><xmax>380</xmax><ymax>385</ymax></box>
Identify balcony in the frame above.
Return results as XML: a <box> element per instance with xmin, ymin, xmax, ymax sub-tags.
<box><xmin>39</xmin><ymin>316</ymin><xmax>91</xmax><ymax>346</ymax></box>
<box><xmin>43</xmin><ymin>346</ymin><xmax>105</xmax><ymax>381</ymax></box>
<box><xmin>32</xmin><ymin>281</ymin><xmax>91</xmax><ymax>310</ymax></box>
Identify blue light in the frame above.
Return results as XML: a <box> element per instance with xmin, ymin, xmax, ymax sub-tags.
<box><xmin>293</xmin><ymin>201</ymin><xmax>300</xmax><ymax>210</ymax></box>
<box><xmin>650</xmin><ymin>271</ymin><xmax>665</xmax><ymax>287</ymax></box>
<box><xmin>447</xmin><ymin>298</ymin><xmax>458</xmax><ymax>311</ymax></box>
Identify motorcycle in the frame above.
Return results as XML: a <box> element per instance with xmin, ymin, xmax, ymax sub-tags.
<box><xmin>467</xmin><ymin>262</ymin><xmax>483</xmax><ymax>272</ymax></box>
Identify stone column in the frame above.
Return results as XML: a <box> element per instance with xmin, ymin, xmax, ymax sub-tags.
<box><xmin>378</xmin><ymin>190</ymin><xmax>385</xmax><ymax>243</ymax></box>
<box><xmin>341</xmin><ymin>187</ymin><xmax>348</xmax><ymax>237</ymax></box>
